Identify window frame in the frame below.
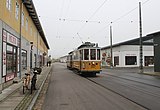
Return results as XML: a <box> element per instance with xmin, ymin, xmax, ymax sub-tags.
<box><xmin>6</xmin><ymin>0</ymin><xmax>12</xmax><ymax>11</ymax></box>
<box><xmin>26</xmin><ymin>18</ymin><xmax>28</xmax><ymax>31</ymax></box>
<box><xmin>15</xmin><ymin>1</ymin><xmax>19</xmax><ymax>20</ymax></box>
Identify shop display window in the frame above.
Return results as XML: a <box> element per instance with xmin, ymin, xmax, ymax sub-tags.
<box><xmin>6</xmin><ymin>45</ymin><xmax>17</xmax><ymax>74</ymax></box>
<box><xmin>125</xmin><ymin>56</ymin><xmax>137</xmax><ymax>65</ymax></box>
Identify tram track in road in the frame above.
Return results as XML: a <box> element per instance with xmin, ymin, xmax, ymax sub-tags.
<box><xmin>48</xmin><ymin>63</ymin><xmax>149</xmax><ymax>110</ymax></box>
<box><xmin>103</xmin><ymin>73</ymin><xmax>160</xmax><ymax>88</ymax></box>
<box><xmin>99</xmin><ymin>74</ymin><xmax>160</xmax><ymax>98</ymax></box>
<box><xmin>78</xmin><ymin>72</ymin><xmax>160</xmax><ymax>110</ymax></box>
<box><xmin>83</xmin><ymin>76</ymin><xmax>150</xmax><ymax>110</ymax></box>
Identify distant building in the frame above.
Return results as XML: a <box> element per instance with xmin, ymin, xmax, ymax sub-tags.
<box><xmin>59</xmin><ymin>55</ymin><xmax>68</xmax><ymax>63</ymax></box>
<box><xmin>101</xmin><ymin>34</ymin><xmax>154</xmax><ymax>68</ymax></box>
<box><xmin>0</xmin><ymin>0</ymin><xmax>49</xmax><ymax>91</ymax></box>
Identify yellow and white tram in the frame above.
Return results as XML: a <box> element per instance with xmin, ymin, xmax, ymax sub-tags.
<box><xmin>67</xmin><ymin>42</ymin><xmax>101</xmax><ymax>76</ymax></box>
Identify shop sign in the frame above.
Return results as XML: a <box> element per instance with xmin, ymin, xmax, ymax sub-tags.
<box><xmin>7</xmin><ymin>33</ymin><xmax>18</xmax><ymax>46</ymax></box>
<box><xmin>102</xmin><ymin>53</ymin><xmax>106</xmax><ymax>57</ymax></box>
<box><xmin>3</xmin><ymin>30</ymin><xmax>19</xmax><ymax>46</ymax></box>
<box><xmin>3</xmin><ymin>30</ymin><xmax>7</xmax><ymax>42</ymax></box>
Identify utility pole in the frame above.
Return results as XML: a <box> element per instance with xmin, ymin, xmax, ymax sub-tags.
<box><xmin>139</xmin><ymin>2</ymin><xmax>143</xmax><ymax>73</ymax></box>
<box><xmin>19</xmin><ymin>1</ymin><xmax>24</xmax><ymax>79</ymax></box>
<box><xmin>110</xmin><ymin>22</ymin><xmax>113</xmax><ymax>68</ymax></box>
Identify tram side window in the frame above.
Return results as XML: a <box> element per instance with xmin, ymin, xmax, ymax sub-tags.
<box><xmin>90</xmin><ymin>49</ymin><xmax>96</xmax><ymax>60</ymax></box>
<box><xmin>97</xmin><ymin>49</ymin><xmax>100</xmax><ymax>60</ymax></box>
<box><xmin>80</xmin><ymin>50</ymin><xmax>83</xmax><ymax>60</ymax></box>
<box><xmin>84</xmin><ymin>49</ymin><xmax>89</xmax><ymax>60</ymax></box>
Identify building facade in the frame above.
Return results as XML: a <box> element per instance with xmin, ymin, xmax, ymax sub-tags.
<box><xmin>101</xmin><ymin>35</ymin><xmax>154</xmax><ymax>68</ymax></box>
<box><xmin>0</xmin><ymin>0</ymin><xmax>49</xmax><ymax>91</ymax></box>
<box><xmin>148</xmin><ymin>31</ymin><xmax>160</xmax><ymax>72</ymax></box>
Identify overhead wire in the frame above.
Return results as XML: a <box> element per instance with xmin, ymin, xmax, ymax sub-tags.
<box><xmin>59</xmin><ymin>18</ymin><xmax>100</xmax><ymax>23</ymax></box>
<box><xmin>77</xmin><ymin>0</ymin><xmax>109</xmax><ymax>33</ymax></box>
<box><xmin>63</xmin><ymin>0</ymin><xmax>72</xmax><ymax>18</ymax></box>
<box><xmin>57</xmin><ymin>0</ymin><xmax>65</xmax><ymax>38</ymax></box>
<box><xmin>90</xmin><ymin>0</ymin><xmax>150</xmax><ymax>39</ymax></box>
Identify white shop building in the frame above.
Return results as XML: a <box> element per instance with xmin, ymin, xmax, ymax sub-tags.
<box><xmin>101</xmin><ymin>35</ymin><xmax>154</xmax><ymax>67</ymax></box>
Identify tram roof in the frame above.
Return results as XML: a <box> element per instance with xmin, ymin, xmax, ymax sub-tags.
<box><xmin>78</xmin><ymin>42</ymin><xmax>100</xmax><ymax>49</ymax></box>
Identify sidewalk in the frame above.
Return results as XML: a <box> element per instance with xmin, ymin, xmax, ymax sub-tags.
<box><xmin>0</xmin><ymin>66</ymin><xmax>52</xmax><ymax>110</ymax></box>
<box><xmin>102</xmin><ymin>66</ymin><xmax>160</xmax><ymax>76</ymax></box>
<box><xmin>142</xmin><ymin>71</ymin><xmax>160</xmax><ymax>76</ymax></box>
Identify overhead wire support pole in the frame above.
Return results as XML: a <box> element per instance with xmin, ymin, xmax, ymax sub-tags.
<box><xmin>110</xmin><ymin>22</ymin><xmax>113</xmax><ymax>68</ymax></box>
<box><xmin>19</xmin><ymin>0</ymin><xmax>24</xmax><ymax>79</ymax></box>
<box><xmin>139</xmin><ymin>2</ymin><xmax>143</xmax><ymax>73</ymax></box>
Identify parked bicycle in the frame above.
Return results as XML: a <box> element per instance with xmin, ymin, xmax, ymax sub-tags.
<box><xmin>30</xmin><ymin>69</ymin><xmax>38</xmax><ymax>94</ymax></box>
<box><xmin>22</xmin><ymin>72</ymin><xmax>31</xmax><ymax>94</ymax></box>
<box><xmin>22</xmin><ymin>67</ymin><xmax>42</xmax><ymax>94</ymax></box>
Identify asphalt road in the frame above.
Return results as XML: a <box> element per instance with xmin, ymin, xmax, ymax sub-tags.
<box><xmin>42</xmin><ymin>63</ymin><xmax>146</xmax><ymax>110</ymax></box>
<box><xmin>90</xmin><ymin>68</ymin><xmax>160</xmax><ymax>110</ymax></box>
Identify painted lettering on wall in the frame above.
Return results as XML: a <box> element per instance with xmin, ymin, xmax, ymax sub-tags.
<box><xmin>3</xmin><ymin>30</ymin><xmax>7</xmax><ymax>41</ymax></box>
<box><xmin>9</xmin><ymin>34</ymin><xmax>17</xmax><ymax>44</ymax></box>
<box><xmin>7</xmin><ymin>33</ymin><xmax>18</xmax><ymax>46</ymax></box>
<box><xmin>3</xmin><ymin>29</ymin><xmax>18</xmax><ymax>46</ymax></box>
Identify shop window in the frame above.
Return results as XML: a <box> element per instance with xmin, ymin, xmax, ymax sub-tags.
<box><xmin>114</xmin><ymin>56</ymin><xmax>119</xmax><ymax>66</ymax></box>
<box><xmin>6</xmin><ymin>45</ymin><xmax>17</xmax><ymax>74</ymax></box>
<box><xmin>84</xmin><ymin>49</ymin><xmax>89</xmax><ymax>60</ymax></box>
<box><xmin>22</xmin><ymin>50</ymin><xmax>27</xmax><ymax>70</ymax></box>
<box><xmin>125</xmin><ymin>56</ymin><xmax>137</xmax><ymax>65</ymax></box>
<box><xmin>90</xmin><ymin>49</ymin><xmax>96</xmax><ymax>60</ymax></box>
<box><xmin>80</xmin><ymin>50</ymin><xmax>83</xmax><ymax>60</ymax></box>
<box><xmin>145</xmin><ymin>56</ymin><xmax>154</xmax><ymax>66</ymax></box>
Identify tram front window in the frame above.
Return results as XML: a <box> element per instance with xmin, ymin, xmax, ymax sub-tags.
<box><xmin>84</xmin><ymin>49</ymin><xmax>89</xmax><ymax>60</ymax></box>
<box><xmin>90</xmin><ymin>49</ymin><xmax>96</xmax><ymax>60</ymax></box>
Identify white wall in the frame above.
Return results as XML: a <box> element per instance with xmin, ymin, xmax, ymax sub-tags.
<box><xmin>101</xmin><ymin>45</ymin><xmax>154</xmax><ymax>67</ymax></box>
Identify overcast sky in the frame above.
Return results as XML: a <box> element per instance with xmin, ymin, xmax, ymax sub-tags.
<box><xmin>33</xmin><ymin>0</ymin><xmax>160</xmax><ymax>59</ymax></box>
